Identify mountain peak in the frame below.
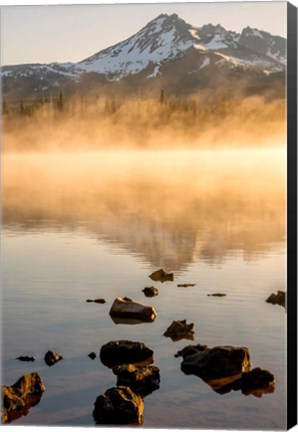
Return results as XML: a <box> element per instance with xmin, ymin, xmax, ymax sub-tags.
<box><xmin>79</xmin><ymin>12</ymin><xmax>194</xmax><ymax>79</ymax></box>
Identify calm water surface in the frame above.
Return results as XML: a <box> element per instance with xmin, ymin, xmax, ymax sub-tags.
<box><xmin>2</xmin><ymin>149</ymin><xmax>286</xmax><ymax>429</ymax></box>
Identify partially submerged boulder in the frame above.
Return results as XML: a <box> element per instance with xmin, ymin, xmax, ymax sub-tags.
<box><xmin>109</xmin><ymin>297</ymin><xmax>156</xmax><ymax>323</ymax></box>
<box><xmin>176</xmin><ymin>345</ymin><xmax>274</xmax><ymax>397</ymax></box>
<box><xmin>177</xmin><ymin>283</ymin><xmax>196</xmax><ymax>287</ymax></box>
<box><xmin>16</xmin><ymin>356</ymin><xmax>35</xmax><ymax>362</ymax></box>
<box><xmin>100</xmin><ymin>340</ymin><xmax>154</xmax><ymax>368</ymax></box>
<box><xmin>207</xmin><ymin>293</ymin><xmax>227</xmax><ymax>297</ymax></box>
<box><xmin>266</xmin><ymin>291</ymin><xmax>285</xmax><ymax>307</ymax></box>
<box><xmin>142</xmin><ymin>287</ymin><xmax>158</xmax><ymax>297</ymax></box>
<box><xmin>238</xmin><ymin>367</ymin><xmax>275</xmax><ymax>397</ymax></box>
<box><xmin>113</xmin><ymin>364</ymin><xmax>160</xmax><ymax>397</ymax></box>
<box><xmin>93</xmin><ymin>386</ymin><xmax>144</xmax><ymax>425</ymax></box>
<box><xmin>163</xmin><ymin>320</ymin><xmax>195</xmax><ymax>342</ymax></box>
<box><xmin>177</xmin><ymin>344</ymin><xmax>250</xmax><ymax>379</ymax></box>
<box><xmin>2</xmin><ymin>372</ymin><xmax>45</xmax><ymax>423</ymax></box>
<box><xmin>149</xmin><ymin>269</ymin><xmax>174</xmax><ymax>283</ymax></box>
<box><xmin>44</xmin><ymin>350</ymin><xmax>63</xmax><ymax>367</ymax></box>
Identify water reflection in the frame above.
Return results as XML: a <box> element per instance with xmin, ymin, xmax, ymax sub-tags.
<box><xmin>2</xmin><ymin>150</ymin><xmax>285</xmax><ymax>271</ymax></box>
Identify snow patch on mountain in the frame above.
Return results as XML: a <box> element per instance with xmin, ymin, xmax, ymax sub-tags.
<box><xmin>147</xmin><ymin>64</ymin><xmax>161</xmax><ymax>78</ymax></box>
<box><xmin>199</xmin><ymin>57</ymin><xmax>210</xmax><ymax>69</ymax></box>
<box><xmin>189</xmin><ymin>28</ymin><xmax>201</xmax><ymax>40</ymax></box>
<box><xmin>266</xmin><ymin>49</ymin><xmax>287</xmax><ymax>65</ymax></box>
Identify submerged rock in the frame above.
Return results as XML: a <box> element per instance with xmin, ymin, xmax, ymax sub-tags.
<box><xmin>149</xmin><ymin>269</ymin><xmax>174</xmax><ymax>283</ymax></box>
<box><xmin>100</xmin><ymin>340</ymin><xmax>154</xmax><ymax>368</ymax></box>
<box><xmin>109</xmin><ymin>297</ymin><xmax>156</xmax><ymax>323</ymax></box>
<box><xmin>16</xmin><ymin>356</ymin><xmax>35</xmax><ymax>362</ymax></box>
<box><xmin>88</xmin><ymin>352</ymin><xmax>97</xmax><ymax>360</ymax></box>
<box><xmin>177</xmin><ymin>283</ymin><xmax>196</xmax><ymax>287</ymax></box>
<box><xmin>93</xmin><ymin>386</ymin><xmax>144</xmax><ymax>425</ymax></box>
<box><xmin>178</xmin><ymin>344</ymin><xmax>250</xmax><ymax>379</ymax></box>
<box><xmin>86</xmin><ymin>298</ymin><xmax>106</xmax><ymax>304</ymax></box>
<box><xmin>266</xmin><ymin>291</ymin><xmax>285</xmax><ymax>307</ymax></box>
<box><xmin>113</xmin><ymin>364</ymin><xmax>160</xmax><ymax>397</ymax></box>
<box><xmin>142</xmin><ymin>287</ymin><xmax>159</xmax><ymax>297</ymax></box>
<box><xmin>163</xmin><ymin>320</ymin><xmax>195</xmax><ymax>342</ymax></box>
<box><xmin>44</xmin><ymin>350</ymin><xmax>63</xmax><ymax>367</ymax></box>
<box><xmin>2</xmin><ymin>372</ymin><xmax>45</xmax><ymax>423</ymax></box>
<box><xmin>207</xmin><ymin>293</ymin><xmax>227</xmax><ymax>297</ymax></box>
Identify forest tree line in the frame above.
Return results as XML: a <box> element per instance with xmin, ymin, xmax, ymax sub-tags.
<box><xmin>2</xmin><ymin>88</ymin><xmax>286</xmax><ymax>151</ymax></box>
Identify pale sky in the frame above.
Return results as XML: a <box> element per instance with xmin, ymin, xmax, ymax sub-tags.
<box><xmin>0</xmin><ymin>1</ymin><xmax>288</xmax><ymax>66</ymax></box>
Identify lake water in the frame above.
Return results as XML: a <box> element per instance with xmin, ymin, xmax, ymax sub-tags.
<box><xmin>2</xmin><ymin>149</ymin><xmax>286</xmax><ymax>429</ymax></box>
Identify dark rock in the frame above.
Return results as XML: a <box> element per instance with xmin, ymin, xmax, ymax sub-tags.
<box><xmin>176</xmin><ymin>345</ymin><xmax>273</xmax><ymax>397</ymax></box>
<box><xmin>100</xmin><ymin>340</ymin><xmax>154</xmax><ymax>368</ymax></box>
<box><xmin>86</xmin><ymin>298</ymin><xmax>106</xmax><ymax>304</ymax></box>
<box><xmin>142</xmin><ymin>287</ymin><xmax>158</xmax><ymax>297</ymax></box>
<box><xmin>239</xmin><ymin>367</ymin><xmax>275</xmax><ymax>396</ymax></box>
<box><xmin>88</xmin><ymin>352</ymin><xmax>97</xmax><ymax>360</ymax></box>
<box><xmin>2</xmin><ymin>372</ymin><xmax>45</xmax><ymax>423</ymax></box>
<box><xmin>175</xmin><ymin>344</ymin><xmax>208</xmax><ymax>358</ymax></box>
<box><xmin>93</xmin><ymin>386</ymin><xmax>144</xmax><ymax>425</ymax></box>
<box><xmin>44</xmin><ymin>350</ymin><xmax>63</xmax><ymax>367</ymax></box>
<box><xmin>266</xmin><ymin>290</ymin><xmax>285</xmax><ymax>307</ymax></box>
<box><xmin>109</xmin><ymin>297</ymin><xmax>156</xmax><ymax>323</ymax></box>
<box><xmin>16</xmin><ymin>356</ymin><xmax>35</xmax><ymax>362</ymax></box>
<box><xmin>207</xmin><ymin>293</ymin><xmax>227</xmax><ymax>297</ymax></box>
<box><xmin>179</xmin><ymin>344</ymin><xmax>250</xmax><ymax>379</ymax></box>
<box><xmin>113</xmin><ymin>364</ymin><xmax>160</xmax><ymax>397</ymax></box>
<box><xmin>163</xmin><ymin>320</ymin><xmax>195</xmax><ymax>342</ymax></box>
<box><xmin>149</xmin><ymin>269</ymin><xmax>174</xmax><ymax>283</ymax></box>
<box><xmin>177</xmin><ymin>283</ymin><xmax>196</xmax><ymax>287</ymax></box>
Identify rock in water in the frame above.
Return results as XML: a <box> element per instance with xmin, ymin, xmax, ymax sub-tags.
<box><xmin>86</xmin><ymin>298</ymin><xmax>106</xmax><ymax>304</ymax></box>
<box><xmin>113</xmin><ymin>364</ymin><xmax>160</xmax><ymax>396</ymax></box>
<box><xmin>149</xmin><ymin>269</ymin><xmax>174</xmax><ymax>282</ymax></box>
<box><xmin>100</xmin><ymin>340</ymin><xmax>154</xmax><ymax>368</ymax></box>
<box><xmin>2</xmin><ymin>372</ymin><xmax>45</xmax><ymax>423</ymax></box>
<box><xmin>93</xmin><ymin>386</ymin><xmax>144</xmax><ymax>425</ymax></box>
<box><xmin>179</xmin><ymin>344</ymin><xmax>250</xmax><ymax>379</ymax></box>
<box><xmin>142</xmin><ymin>287</ymin><xmax>158</xmax><ymax>297</ymax></box>
<box><xmin>266</xmin><ymin>291</ymin><xmax>285</xmax><ymax>307</ymax></box>
<box><xmin>16</xmin><ymin>356</ymin><xmax>35</xmax><ymax>362</ymax></box>
<box><xmin>207</xmin><ymin>293</ymin><xmax>227</xmax><ymax>297</ymax></box>
<box><xmin>109</xmin><ymin>297</ymin><xmax>157</xmax><ymax>323</ymax></box>
<box><xmin>44</xmin><ymin>350</ymin><xmax>63</xmax><ymax>367</ymax></box>
<box><xmin>163</xmin><ymin>320</ymin><xmax>195</xmax><ymax>342</ymax></box>
<box><xmin>88</xmin><ymin>352</ymin><xmax>97</xmax><ymax>360</ymax></box>
<box><xmin>239</xmin><ymin>367</ymin><xmax>275</xmax><ymax>396</ymax></box>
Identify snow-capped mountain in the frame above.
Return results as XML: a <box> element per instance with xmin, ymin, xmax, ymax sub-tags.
<box><xmin>2</xmin><ymin>13</ymin><xmax>286</xmax><ymax>99</ymax></box>
<box><xmin>77</xmin><ymin>14</ymin><xmax>285</xmax><ymax>79</ymax></box>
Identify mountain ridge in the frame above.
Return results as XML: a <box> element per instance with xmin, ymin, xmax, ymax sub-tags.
<box><xmin>2</xmin><ymin>13</ymin><xmax>286</xmax><ymax>100</ymax></box>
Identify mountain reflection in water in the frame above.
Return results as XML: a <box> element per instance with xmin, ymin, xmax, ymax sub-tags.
<box><xmin>3</xmin><ymin>149</ymin><xmax>285</xmax><ymax>270</ymax></box>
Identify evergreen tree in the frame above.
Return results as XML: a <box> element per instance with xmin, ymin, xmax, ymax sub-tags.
<box><xmin>57</xmin><ymin>89</ymin><xmax>64</xmax><ymax>111</ymax></box>
<box><xmin>159</xmin><ymin>89</ymin><xmax>165</xmax><ymax>105</ymax></box>
<box><xmin>20</xmin><ymin>100</ymin><xmax>25</xmax><ymax>116</ymax></box>
<box><xmin>2</xmin><ymin>97</ymin><xmax>9</xmax><ymax>115</ymax></box>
